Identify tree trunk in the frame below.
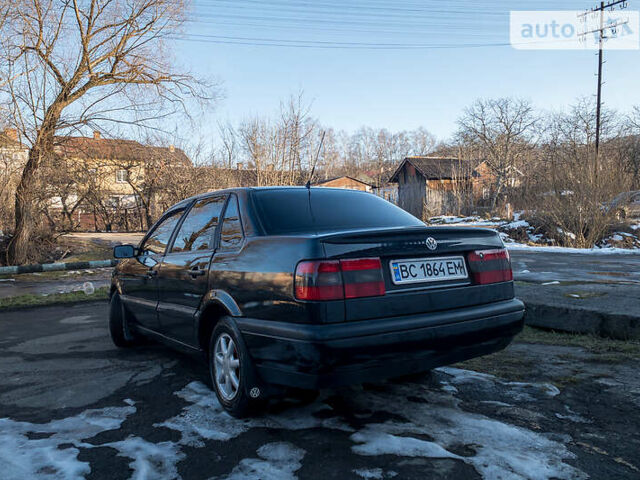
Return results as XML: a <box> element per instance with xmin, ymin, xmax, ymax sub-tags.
<box><xmin>7</xmin><ymin>145</ymin><xmax>44</xmax><ymax>264</ymax></box>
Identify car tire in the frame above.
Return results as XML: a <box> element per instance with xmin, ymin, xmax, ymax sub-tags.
<box><xmin>209</xmin><ymin>317</ymin><xmax>265</xmax><ymax>418</ymax></box>
<box><xmin>109</xmin><ymin>293</ymin><xmax>141</xmax><ymax>348</ymax></box>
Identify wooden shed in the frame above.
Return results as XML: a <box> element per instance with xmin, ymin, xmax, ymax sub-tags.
<box><xmin>314</xmin><ymin>176</ymin><xmax>374</xmax><ymax>192</ymax></box>
<box><xmin>388</xmin><ymin>157</ymin><xmax>475</xmax><ymax>219</ymax></box>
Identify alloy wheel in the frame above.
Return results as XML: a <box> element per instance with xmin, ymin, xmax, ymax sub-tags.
<box><xmin>214</xmin><ymin>333</ymin><xmax>241</xmax><ymax>401</ymax></box>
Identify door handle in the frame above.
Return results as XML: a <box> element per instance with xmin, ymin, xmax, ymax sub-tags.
<box><xmin>189</xmin><ymin>267</ymin><xmax>206</xmax><ymax>278</ymax></box>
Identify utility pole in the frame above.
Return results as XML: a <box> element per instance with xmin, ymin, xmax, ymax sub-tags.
<box><xmin>578</xmin><ymin>0</ymin><xmax>629</xmax><ymax>182</ymax></box>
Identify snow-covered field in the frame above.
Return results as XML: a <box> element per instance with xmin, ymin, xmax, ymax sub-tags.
<box><xmin>0</xmin><ymin>368</ymin><xmax>588</xmax><ymax>480</ymax></box>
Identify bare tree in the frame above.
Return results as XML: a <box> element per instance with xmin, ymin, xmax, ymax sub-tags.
<box><xmin>1</xmin><ymin>0</ymin><xmax>210</xmax><ymax>263</ymax></box>
<box><xmin>217</xmin><ymin>121</ymin><xmax>238</xmax><ymax>169</ymax></box>
<box><xmin>534</xmin><ymin>100</ymin><xmax>623</xmax><ymax>247</ymax></box>
<box><xmin>410</xmin><ymin>127</ymin><xmax>437</xmax><ymax>156</ymax></box>
<box><xmin>456</xmin><ymin>98</ymin><xmax>538</xmax><ymax>210</ymax></box>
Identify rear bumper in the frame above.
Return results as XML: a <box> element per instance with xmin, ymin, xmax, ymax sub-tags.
<box><xmin>237</xmin><ymin>298</ymin><xmax>525</xmax><ymax>389</ymax></box>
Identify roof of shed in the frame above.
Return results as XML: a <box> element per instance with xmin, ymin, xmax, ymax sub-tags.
<box><xmin>388</xmin><ymin>156</ymin><xmax>474</xmax><ymax>183</ymax></box>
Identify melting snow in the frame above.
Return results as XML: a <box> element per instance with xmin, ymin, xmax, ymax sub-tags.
<box><xmin>156</xmin><ymin>381</ymin><xmax>351</xmax><ymax>447</ymax></box>
<box><xmin>0</xmin><ymin>367</ymin><xmax>585</xmax><ymax>480</ymax></box>
<box><xmin>0</xmin><ymin>402</ymin><xmax>136</xmax><ymax>480</ymax></box>
<box><xmin>213</xmin><ymin>442</ymin><xmax>305</xmax><ymax>480</ymax></box>
<box><xmin>104</xmin><ymin>436</ymin><xmax>185</xmax><ymax>480</ymax></box>
<box><xmin>353</xmin><ymin>467</ymin><xmax>384</xmax><ymax>479</ymax></box>
<box><xmin>350</xmin><ymin>378</ymin><xmax>585</xmax><ymax>480</ymax></box>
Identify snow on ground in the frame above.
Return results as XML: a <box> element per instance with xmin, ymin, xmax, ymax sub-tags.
<box><xmin>0</xmin><ymin>401</ymin><xmax>136</xmax><ymax>480</ymax></box>
<box><xmin>104</xmin><ymin>436</ymin><xmax>185</xmax><ymax>480</ymax></box>
<box><xmin>214</xmin><ymin>442</ymin><xmax>305</xmax><ymax>480</ymax></box>
<box><xmin>505</xmin><ymin>243</ymin><xmax>640</xmax><ymax>254</ymax></box>
<box><xmin>0</xmin><ymin>368</ymin><xmax>587</xmax><ymax>480</ymax></box>
<box><xmin>155</xmin><ymin>380</ymin><xmax>352</xmax><ymax>447</ymax></box>
<box><xmin>352</xmin><ymin>467</ymin><xmax>397</xmax><ymax>479</ymax></box>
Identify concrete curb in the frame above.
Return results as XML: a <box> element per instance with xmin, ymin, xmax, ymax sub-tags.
<box><xmin>0</xmin><ymin>259</ymin><xmax>118</xmax><ymax>276</ymax></box>
<box><xmin>524</xmin><ymin>302</ymin><xmax>640</xmax><ymax>341</ymax></box>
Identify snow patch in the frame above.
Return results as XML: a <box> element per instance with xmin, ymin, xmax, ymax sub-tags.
<box><xmin>105</xmin><ymin>436</ymin><xmax>184</xmax><ymax>480</ymax></box>
<box><xmin>353</xmin><ymin>467</ymin><xmax>384</xmax><ymax>479</ymax></box>
<box><xmin>352</xmin><ymin>431</ymin><xmax>461</xmax><ymax>459</ymax></box>
<box><xmin>439</xmin><ymin>367</ymin><xmax>560</xmax><ymax>399</ymax></box>
<box><xmin>350</xmin><ymin>378</ymin><xmax>585</xmax><ymax>480</ymax></box>
<box><xmin>0</xmin><ymin>402</ymin><xmax>136</xmax><ymax>480</ymax></box>
<box><xmin>213</xmin><ymin>442</ymin><xmax>305</xmax><ymax>480</ymax></box>
<box><xmin>507</xmin><ymin>243</ymin><xmax>640</xmax><ymax>254</ymax></box>
<box><xmin>157</xmin><ymin>381</ymin><xmax>351</xmax><ymax>447</ymax></box>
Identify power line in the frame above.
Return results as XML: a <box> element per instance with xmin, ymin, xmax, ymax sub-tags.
<box><xmin>172</xmin><ymin>35</ymin><xmax>514</xmax><ymax>49</ymax></box>
<box><xmin>578</xmin><ymin>0</ymin><xmax>629</xmax><ymax>181</ymax></box>
<box><xmin>171</xmin><ymin>32</ymin><xmax>577</xmax><ymax>50</ymax></box>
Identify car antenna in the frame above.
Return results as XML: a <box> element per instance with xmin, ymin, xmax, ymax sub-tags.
<box><xmin>305</xmin><ymin>130</ymin><xmax>326</xmax><ymax>189</ymax></box>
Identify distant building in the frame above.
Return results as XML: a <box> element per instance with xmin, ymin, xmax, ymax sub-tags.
<box><xmin>51</xmin><ymin>131</ymin><xmax>191</xmax><ymax>231</ymax></box>
<box><xmin>388</xmin><ymin>156</ymin><xmax>490</xmax><ymax>218</ymax></box>
<box><xmin>0</xmin><ymin>128</ymin><xmax>28</xmax><ymax>168</ymax></box>
<box><xmin>0</xmin><ymin>129</ymin><xmax>28</xmax><ymax>233</ymax></box>
<box><xmin>374</xmin><ymin>184</ymin><xmax>399</xmax><ymax>204</ymax></box>
<box><xmin>313</xmin><ymin>176</ymin><xmax>374</xmax><ymax>192</ymax></box>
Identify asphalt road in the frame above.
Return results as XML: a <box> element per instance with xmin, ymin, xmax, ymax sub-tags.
<box><xmin>509</xmin><ymin>249</ymin><xmax>640</xmax><ymax>285</ymax></box>
<box><xmin>1</xmin><ymin>302</ymin><xmax>639</xmax><ymax>480</ymax></box>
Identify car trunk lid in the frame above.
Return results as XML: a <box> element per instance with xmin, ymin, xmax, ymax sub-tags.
<box><xmin>318</xmin><ymin>226</ymin><xmax>513</xmax><ymax>321</ymax></box>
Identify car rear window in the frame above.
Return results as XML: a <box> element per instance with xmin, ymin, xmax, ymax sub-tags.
<box><xmin>252</xmin><ymin>188</ymin><xmax>423</xmax><ymax>235</ymax></box>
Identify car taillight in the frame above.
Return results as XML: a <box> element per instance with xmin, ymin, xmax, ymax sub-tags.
<box><xmin>294</xmin><ymin>258</ymin><xmax>386</xmax><ymax>301</ymax></box>
<box><xmin>467</xmin><ymin>248</ymin><xmax>513</xmax><ymax>285</ymax></box>
<box><xmin>340</xmin><ymin>258</ymin><xmax>386</xmax><ymax>299</ymax></box>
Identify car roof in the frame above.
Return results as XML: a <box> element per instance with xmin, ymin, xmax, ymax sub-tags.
<box><xmin>165</xmin><ymin>186</ymin><xmax>372</xmax><ymax>214</ymax></box>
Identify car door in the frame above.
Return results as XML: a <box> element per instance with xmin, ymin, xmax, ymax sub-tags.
<box><xmin>156</xmin><ymin>194</ymin><xmax>227</xmax><ymax>346</ymax></box>
<box><xmin>119</xmin><ymin>208</ymin><xmax>186</xmax><ymax>329</ymax></box>
<box><xmin>208</xmin><ymin>193</ymin><xmax>249</xmax><ymax>307</ymax></box>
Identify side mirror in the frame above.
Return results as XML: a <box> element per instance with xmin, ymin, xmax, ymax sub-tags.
<box><xmin>113</xmin><ymin>244</ymin><xmax>137</xmax><ymax>259</ymax></box>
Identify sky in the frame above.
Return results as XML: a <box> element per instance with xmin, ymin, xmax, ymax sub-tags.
<box><xmin>171</xmin><ymin>0</ymin><xmax>640</xmax><ymax>143</ymax></box>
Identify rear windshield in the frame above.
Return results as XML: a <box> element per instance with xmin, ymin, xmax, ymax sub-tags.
<box><xmin>252</xmin><ymin>188</ymin><xmax>423</xmax><ymax>235</ymax></box>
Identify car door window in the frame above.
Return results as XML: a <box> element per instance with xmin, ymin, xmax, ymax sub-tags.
<box><xmin>140</xmin><ymin>210</ymin><xmax>184</xmax><ymax>255</ymax></box>
<box><xmin>219</xmin><ymin>195</ymin><xmax>244</xmax><ymax>250</ymax></box>
<box><xmin>171</xmin><ymin>196</ymin><xmax>226</xmax><ymax>253</ymax></box>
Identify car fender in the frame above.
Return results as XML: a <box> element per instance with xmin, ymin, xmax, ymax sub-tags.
<box><xmin>197</xmin><ymin>289</ymin><xmax>243</xmax><ymax>318</ymax></box>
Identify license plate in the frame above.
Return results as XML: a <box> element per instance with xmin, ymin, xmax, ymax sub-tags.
<box><xmin>389</xmin><ymin>256</ymin><xmax>468</xmax><ymax>285</ymax></box>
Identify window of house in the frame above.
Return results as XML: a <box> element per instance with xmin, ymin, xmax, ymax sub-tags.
<box><xmin>116</xmin><ymin>169</ymin><xmax>128</xmax><ymax>183</ymax></box>
<box><xmin>140</xmin><ymin>210</ymin><xmax>184</xmax><ymax>255</ymax></box>
<box><xmin>219</xmin><ymin>195</ymin><xmax>244</xmax><ymax>249</ymax></box>
<box><xmin>482</xmin><ymin>188</ymin><xmax>490</xmax><ymax>200</ymax></box>
<box><xmin>171</xmin><ymin>196</ymin><xmax>226</xmax><ymax>253</ymax></box>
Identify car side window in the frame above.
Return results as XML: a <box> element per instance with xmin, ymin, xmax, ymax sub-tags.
<box><xmin>171</xmin><ymin>196</ymin><xmax>226</xmax><ymax>253</ymax></box>
<box><xmin>219</xmin><ymin>195</ymin><xmax>244</xmax><ymax>250</ymax></box>
<box><xmin>140</xmin><ymin>210</ymin><xmax>184</xmax><ymax>255</ymax></box>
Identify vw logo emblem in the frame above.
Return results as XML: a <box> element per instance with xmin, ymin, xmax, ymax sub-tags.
<box><xmin>249</xmin><ymin>387</ymin><xmax>261</xmax><ymax>398</ymax></box>
<box><xmin>426</xmin><ymin>237</ymin><xmax>438</xmax><ymax>250</ymax></box>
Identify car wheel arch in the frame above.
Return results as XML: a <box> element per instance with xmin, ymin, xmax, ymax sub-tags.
<box><xmin>197</xmin><ymin>299</ymin><xmax>238</xmax><ymax>354</ymax></box>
